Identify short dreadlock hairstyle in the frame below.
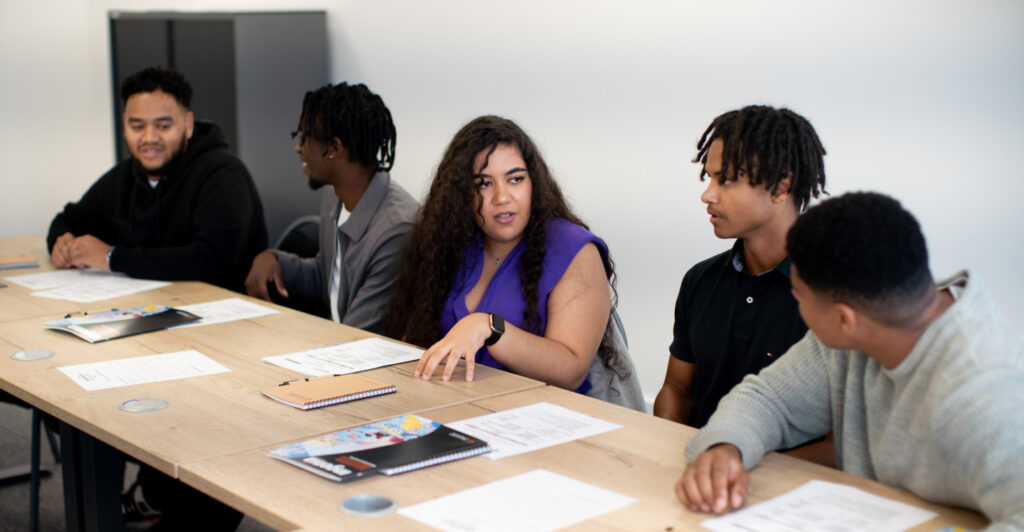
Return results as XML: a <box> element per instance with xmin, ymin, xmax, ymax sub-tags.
<box><xmin>694</xmin><ymin>105</ymin><xmax>827</xmax><ymax>212</ymax></box>
<box><xmin>120</xmin><ymin>66</ymin><xmax>193</xmax><ymax>110</ymax></box>
<box><xmin>787</xmin><ymin>192</ymin><xmax>934</xmax><ymax>327</ymax></box>
<box><xmin>293</xmin><ymin>83</ymin><xmax>396</xmax><ymax>171</ymax></box>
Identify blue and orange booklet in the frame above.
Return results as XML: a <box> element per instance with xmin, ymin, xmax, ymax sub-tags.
<box><xmin>269</xmin><ymin>414</ymin><xmax>490</xmax><ymax>482</ymax></box>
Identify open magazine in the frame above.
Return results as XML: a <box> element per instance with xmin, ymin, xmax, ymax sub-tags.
<box><xmin>44</xmin><ymin>305</ymin><xmax>200</xmax><ymax>343</ymax></box>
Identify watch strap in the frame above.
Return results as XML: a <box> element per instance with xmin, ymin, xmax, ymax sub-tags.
<box><xmin>484</xmin><ymin>313</ymin><xmax>505</xmax><ymax>346</ymax></box>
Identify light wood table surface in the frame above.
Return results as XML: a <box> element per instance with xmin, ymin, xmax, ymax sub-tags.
<box><xmin>0</xmin><ymin>298</ymin><xmax>542</xmax><ymax>478</ymax></box>
<box><xmin>0</xmin><ymin>235</ymin><xmax>543</xmax><ymax>481</ymax></box>
<box><xmin>0</xmin><ymin>234</ymin><xmax>224</xmax><ymax>323</ymax></box>
<box><xmin>181</xmin><ymin>385</ymin><xmax>988</xmax><ymax>531</ymax></box>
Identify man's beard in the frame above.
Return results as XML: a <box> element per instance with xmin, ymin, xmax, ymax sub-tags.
<box><xmin>132</xmin><ymin>133</ymin><xmax>189</xmax><ymax>177</ymax></box>
<box><xmin>307</xmin><ymin>176</ymin><xmax>328</xmax><ymax>191</ymax></box>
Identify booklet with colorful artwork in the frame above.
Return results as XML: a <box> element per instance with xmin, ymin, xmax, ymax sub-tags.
<box><xmin>44</xmin><ymin>305</ymin><xmax>200</xmax><ymax>343</ymax></box>
<box><xmin>269</xmin><ymin>414</ymin><xmax>490</xmax><ymax>482</ymax></box>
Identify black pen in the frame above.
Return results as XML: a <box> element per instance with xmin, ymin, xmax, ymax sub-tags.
<box><xmin>278</xmin><ymin>374</ymin><xmax>343</xmax><ymax>386</ymax></box>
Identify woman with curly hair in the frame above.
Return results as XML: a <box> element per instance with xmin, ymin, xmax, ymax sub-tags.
<box><xmin>387</xmin><ymin>115</ymin><xmax>619</xmax><ymax>393</ymax></box>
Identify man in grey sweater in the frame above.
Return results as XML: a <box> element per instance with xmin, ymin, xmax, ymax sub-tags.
<box><xmin>677</xmin><ymin>192</ymin><xmax>1024</xmax><ymax>530</ymax></box>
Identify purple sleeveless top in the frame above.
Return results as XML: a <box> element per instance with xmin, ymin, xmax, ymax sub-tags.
<box><xmin>440</xmin><ymin>218</ymin><xmax>610</xmax><ymax>394</ymax></box>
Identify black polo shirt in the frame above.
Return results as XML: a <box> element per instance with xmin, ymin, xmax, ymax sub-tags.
<box><xmin>669</xmin><ymin>239</ymin><xmax>808</xmax><ymax>427</ymax></box>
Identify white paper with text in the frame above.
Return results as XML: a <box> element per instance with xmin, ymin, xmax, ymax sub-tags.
<box><xmin>58</xmin><ymin>350</ymin><xmax>230</xmax><ymax>391</ymax></box>
<box><xmin>398</xmin><ymin>469</ymin><xmax>636</xmax><ymax>532</ymax></box>
<box><xmin>172</xmin><ymin>298</ymin><xmax>279</xmax><ymax>328</ymax></box>
<box><xmin>701</xmin><ymin>479</ymin><xmax>937</xmax><ymax>532</ymax></box>
<box><xmin>262</xmin><ymin>337</ymin><xmax>423</xmax><ymax>376</ymax></box>
<box><xmin>446</xmin><ymin>402</ymin><xmax>621</xmax><ymax>460</ymax></box>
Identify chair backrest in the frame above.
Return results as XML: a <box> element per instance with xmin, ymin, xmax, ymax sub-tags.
<box><xmin>275</xmin><ymin>214</ymin><xmax>320</xmax><ymax>258</ymax></box>
<box><xmin>584</xmin><ymin>309</ymin><xmax>647</xmax><ymax>412</ymax></box>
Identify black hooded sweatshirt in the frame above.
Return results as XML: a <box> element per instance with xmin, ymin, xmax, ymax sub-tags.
<box><xmin>47</xmin><ymin>121</ymin><xmax>268</xmax><ymax>293</ymax></box>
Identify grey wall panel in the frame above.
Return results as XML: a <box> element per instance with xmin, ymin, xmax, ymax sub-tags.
<box><xmin>234</xmin><ymin>12</ymin><xmax>328</xmax><ymax>244</ymax></box>
<box><xmin>110</xmin><ymin>18</ymin><xmax>169</xmax><ymax>161</ymax></box>
<box><xmin>172</xmin><ymin>19</ymin><xmax>238</xmax><ymax>155</ymax></box>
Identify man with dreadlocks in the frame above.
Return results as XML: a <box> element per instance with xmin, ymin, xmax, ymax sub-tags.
<box><xmin>245</xmin><ymin>82</ymin><xmax>418</xmax><ymax>334</ymax></box>
<box><xmin>47</xmin><ymin>66</ymin><xmax>268</xmax><ymax>293</ymax></box>
<box><xmin>654</xmin><ymin>106</ymin><xmax>827</xmax><ymax>436</ymax></box>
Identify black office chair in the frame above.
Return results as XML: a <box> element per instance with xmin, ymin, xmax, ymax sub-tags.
<box><xmin>269</xmin><ymin>215</ymin><xmax>329</xmax><ymax>319</ymax></box>
<box><xmin>276</xmin><ymin>214</ymin><xmax>320</xmax><ymax>258</ymax></box>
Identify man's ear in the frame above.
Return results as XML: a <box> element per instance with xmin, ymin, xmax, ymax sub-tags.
<box><xmin>184</xmin><ymin>111</ymin><xmax>195</xmax><ymax>140</ymax></box>
<box><xmin>328</xmin><ymin>137</ymin><xmax>344</xmax><ymax>160</ymax></box>
<box><xmin>771</xmin><ymin>173</ymin><xmax>793</xmax><ymax>203</ymax></box>
<box><xmin>836</xmin><ymin>302</ymin><xmax>859</xmax><ymax>336</ymax></box>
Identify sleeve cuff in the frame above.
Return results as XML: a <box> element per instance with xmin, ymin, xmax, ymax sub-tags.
<box><xmin>685</xmin><ymin>424</ymin><xmax>768</xmax><ymax>471</ymax></box>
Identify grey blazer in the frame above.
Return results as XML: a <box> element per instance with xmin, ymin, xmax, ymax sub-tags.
<box><xmin>277</xmin><ymin>172</ymin><xmax>419</xmax><ymax>334</ymax></box>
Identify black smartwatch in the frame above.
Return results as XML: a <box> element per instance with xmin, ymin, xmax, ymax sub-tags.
<box><xmin>484</xmin><ymin>313</ymin><xmax>505</xmax><ymax>346</ymax></box>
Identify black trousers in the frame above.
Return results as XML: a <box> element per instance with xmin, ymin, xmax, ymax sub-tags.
<box><xmin>137</xmin><ymin>464</ymin><xmax>243</xmax><ymax>530</ymax></box>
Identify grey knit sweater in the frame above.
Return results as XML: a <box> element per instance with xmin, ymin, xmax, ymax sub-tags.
<box><xmin>686</xmin><ymin>271</ymin><xmax>1024</xmax><ymax>531</ymax></box>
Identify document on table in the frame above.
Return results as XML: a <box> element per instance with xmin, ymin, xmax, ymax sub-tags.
<box><xmin>399</xmin><ymin>469</ymin><xmax>634</xmax><ymax>531</ymax></box>
<box><xmin>701</xmin><ymin>479</ymin><xmax>937</xmax><ymax>532</ymax></box>
<box><xmin>58</xmin><ymin>350</ymin><xmax>230</xmax><ymax>391</ymax></box>
<box><xmin>172</xmin><ymin>298</ymin><xmax>279</xmax><ymax>328</ymax></box>
<box><xmin>5</xmin><ymin>269</ymin><xmax>93</xmax><ymax>290</ymax></box>
<box><xmin>261</xmin><ymin>337</ymin><xmax>424</xmax><ymax>377</ymax></box>
<box><xmin>446</xmin><ymin>402</ymin><xmax>621</xmax><ymax>460</ymax></box>
<box><xmin>5</xmin><ymin>269</ymin><xmax>169</xmax><ymax>302</ymax></box>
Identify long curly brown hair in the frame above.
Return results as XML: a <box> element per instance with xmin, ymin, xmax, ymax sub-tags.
<box><xmin>387</xmin><ymin>115</ymin><xmax>623</xmax><ymax>374</ymax></box>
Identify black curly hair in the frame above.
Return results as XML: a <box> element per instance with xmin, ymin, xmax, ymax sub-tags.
<box><xmin>387</xmin><ymin>115</ymin><xmax>625</xmax><ymax>377</ymax></box>
<box><xmin>292</xmin><ymin>83</ymin><xmax>396</xmax><ymax>171</ymax></box>
<box><xmin>787</xmin><ymin>191</ymin><xmax>934</xmax><ymax>327</ymax></box>
<box><xmin>120</xmin><ymin>66</ymin><xmax>193</xmax><ymax>110</ymax></box>
<box><xmin>694</xmin><ymin>105</ymin><xmax>827</xmax><ymax>211</ymax></box>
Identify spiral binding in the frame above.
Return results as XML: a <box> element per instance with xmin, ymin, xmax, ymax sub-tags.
<box><xmin>380</xmin><ymin>445</ymin><xmax>492</xmax><ymax>476</ymax></box>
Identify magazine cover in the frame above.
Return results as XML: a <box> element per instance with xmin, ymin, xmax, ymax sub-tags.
<box><xmin>269</xmin><ymin>414</ymin><xmax>490</xmax><ymax>482</ymax></box>
<box><xmin>44</xmin><ymin>305</ymin><xmax>200</xmax><ymax>343</ymax></box>
<box><xmin>270</xmin><ymin>414</ymin><xmax>440</xmax><ymax>459</ymax></box>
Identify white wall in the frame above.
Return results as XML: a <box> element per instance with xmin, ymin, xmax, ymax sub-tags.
<box><xmin>3</xmin><ymin>0</ymin><xmax>1023</xmax><ymax>403</ymax></box>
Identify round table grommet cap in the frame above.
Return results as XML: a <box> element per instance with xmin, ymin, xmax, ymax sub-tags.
<box><xmin>339</xmin><ymin>494</ymin><xmax>398</xmax><ymax>517</ymax></box>
<box><xmin>11</xmin><ymin>349</ymin><xmax>54</xmax><ymax>361</ymax></box>
<box><xmin>119</xmin><ymin>398</ymin><xmax>168</xmax><ymax>413</ymax></box>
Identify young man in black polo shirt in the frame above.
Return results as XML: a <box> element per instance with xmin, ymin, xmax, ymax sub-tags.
<box><xmin>654</xmin><ymin>106</ymin><xmax>827</xmax><ymax>435</ymax></box>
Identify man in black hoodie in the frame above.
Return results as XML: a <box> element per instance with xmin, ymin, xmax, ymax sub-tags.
<box><xmin>45</xmin><ymin>66</ymin><xmax>262</xmax><ymax>529</ymax></box>
<box><xmin>47</xmin><ymin>66</ymin><xmax>267</xmax><ymax>293</ymax></box>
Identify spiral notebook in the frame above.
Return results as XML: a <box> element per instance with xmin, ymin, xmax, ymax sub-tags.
<box><xmin>261</xmin><ymin>373</ymin><xmax>397</xmax><ymax>410</ymax></box>
<box><xmin>0</xmin><ymin>254</ymin><xmax>39</xmax><ymax>270</ymax></box>
<box><xmin>269</xmin><ymin>414</ymin><xmax>490</xmax><ymax>482</ymax></box>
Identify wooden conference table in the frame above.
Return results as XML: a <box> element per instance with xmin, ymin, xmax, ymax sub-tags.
<box><xmin>0</xmin><ymin>235</ymin><xmax>542</xmax><ymax>529</ymax></box>
<box><xmin>0</xmin><ymin>235</ymin><xmax>988</xmax><ymax>531</ymax></box>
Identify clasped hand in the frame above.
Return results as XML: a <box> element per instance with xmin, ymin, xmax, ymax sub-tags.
<box><xmin>675</xmin><ymin>443</ymin><xmax>748</xmax><ymax>514</ymax></box>
<box><xmin>50</xmin><ymin>232</ymin><xmax>111</xmax><ymax>271</ymax></box>
<box><xmin>414</xmin><ymin>312</ymin><xmax>491</xmax><ymax>382</ymax></box>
